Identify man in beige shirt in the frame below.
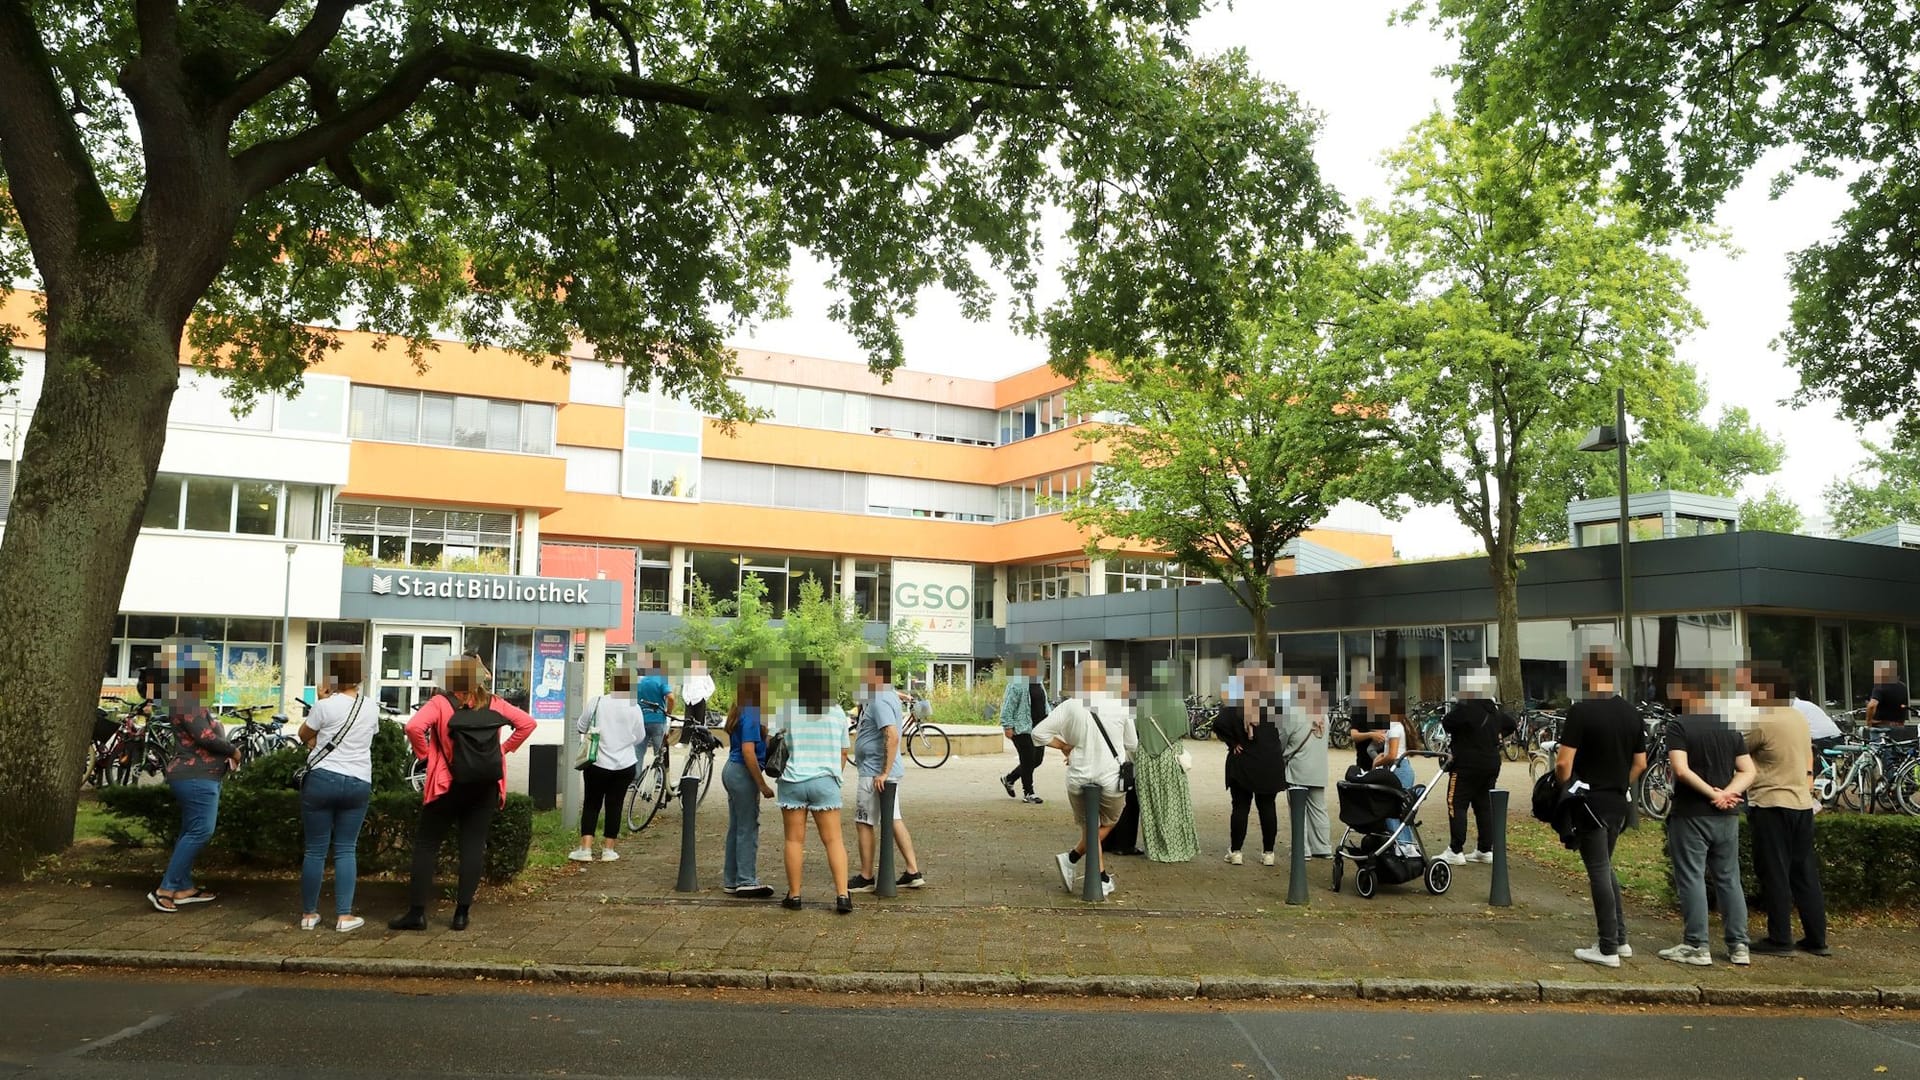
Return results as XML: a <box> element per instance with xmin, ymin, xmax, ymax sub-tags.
<box><xmin>1740</xmin><ymin>663</ymin><xmax>1829</xmax><ymax>957</ymax></box>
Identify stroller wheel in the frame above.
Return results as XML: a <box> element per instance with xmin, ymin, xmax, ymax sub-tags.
<box><xmin>1355</xmin><ymin>867</ymin><xmax>1378</xmax><ymax>899</ymax></box>
<box><xmin>1331</xmin><ymin>854</ymin><xmax>1344</xmax><ymax>893</ymax></box>
<box><xmin>1425</xmin><ymin>858</ymin><xmax>1452</xmax><ymax>895</ymax></box>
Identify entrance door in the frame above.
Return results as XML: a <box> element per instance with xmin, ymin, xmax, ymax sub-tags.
<box><xmin>1056</xmin><ymin>644</ymin><xmax>1092</xmax><ymax>694</ymax></box>
<box><xmin>1817</xmin><ymin>621</ymin><xmax>1849</xmax><ymax>712</ymax></box>
<box><xmin>374</xmin><ymin>627</ymin><xmax>462</xmax><ymax>713</ymax></box>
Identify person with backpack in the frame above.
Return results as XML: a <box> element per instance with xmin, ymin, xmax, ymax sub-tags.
<box><xmin>389</xmin><ymin>655</ymin><xmax>537</xmax><ymax>931</ymax></box>
<box><xmin>1438</xmin><ymin>669</ymin><xmax>1516</xmax><ymax>866</ymax></box>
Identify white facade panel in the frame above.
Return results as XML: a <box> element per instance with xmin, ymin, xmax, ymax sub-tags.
<box><xmin>120</xmin><ymin>534</ymin><xmax>344</xmax><ymax>619</ymax></box>
<box><xmin>158</xmin><ymin>427</ymin><xmax>351</xmax><ymax>485</ymax></box>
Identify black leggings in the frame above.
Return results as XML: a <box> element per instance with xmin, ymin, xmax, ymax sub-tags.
<box><xmin>1006</xmin><ymin>732</ymin><xmax>1045</xmax><ymax>795</ymax></box>
<box><xmin>410</xmin><ymin>781</ymin><xmax>498</xmax><ymax>907</ymax></box>
<box><xmin>1448</xmin><ymin>768</ymin><xmax>1498</xmax><ymax>854</ymax></box>
<box><xmin>1229</xmin><ymin>783</ymin><xmax>1278</xmax><ymax>853</ymax></box>
<box><xmin>580</xmin><ymin>763</ymin><xmax>637</xmax><ymax>839</ymax></box>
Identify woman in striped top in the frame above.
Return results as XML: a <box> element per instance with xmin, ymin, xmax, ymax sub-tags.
<box><xmin>770</xmin><ymin>661</ymin><xmax>854</xmax><ymax>914</ymax></box>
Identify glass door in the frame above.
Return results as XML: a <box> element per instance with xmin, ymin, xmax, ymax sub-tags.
<box><xmin>1056</xmin><ymin>644</ymin><xmax>1092</xmax><ymax>695</ymax></box>
<box><xmin>374</xmin><ymin>627</ymin><xmax>462</xmax><ymax>713</ymax></box>
<box><xmin>1817</xmin><ymin>621</ymin><xmax>1848</xmax><ymax>714</ymax></box>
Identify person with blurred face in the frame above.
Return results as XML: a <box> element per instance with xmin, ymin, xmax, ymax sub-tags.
<box><xmin>1031</xmin><ymin>660</ymin><xmax>1138</xmax><ymax>896</ymax></box>
<box><xmin>1657</xmin><ymin>669</ymin><xmax>1754</xmax><ymax>968</ymax></box>
<box><xmin>148</xmin><ymin>643</ymin><xmax>238</xmax><ymax>914</ymax></box>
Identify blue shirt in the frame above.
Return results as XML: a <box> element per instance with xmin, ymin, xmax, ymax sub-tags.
<box><xmin>728</xmin><ymin>704</ymin><xmax>764</xmax><ymax>767</ymax></box>
<box><xmin>854</xmin><ymin>686</ymin><xmax>906</xmax><ymax>780</ymax></box>
<box><xmin>637</xmin><ymin>673</ymin><xmax>671</xmax><ymax>729</ymax></box>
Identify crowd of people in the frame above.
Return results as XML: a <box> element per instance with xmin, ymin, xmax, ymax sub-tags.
<box><xmin>132</xmin><ymin>635</ymin><xmax>1857</xmax><ymax>961</ymax></box>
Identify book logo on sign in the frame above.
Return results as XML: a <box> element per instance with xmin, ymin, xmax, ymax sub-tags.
<box><xmin>370</xmin><ymin>573</ymin><xmax>394</xmax><ymax>595</ymax></box>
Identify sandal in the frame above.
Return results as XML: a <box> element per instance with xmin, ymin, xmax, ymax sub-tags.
<box><xmin>147</xmin><ymin>891</ymin><xmax>178</xmax><ymax>913</ymax></box>
<box><xmin>171</xmin><ymin>889</ymin><xmax>217</xmax><ymax>905</ymax></box>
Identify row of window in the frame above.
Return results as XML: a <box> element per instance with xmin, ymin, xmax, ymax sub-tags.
<box><xmin>1010</xmin><ymin>561</ymin><xmax>1091</xmax><ymax>603</ymax></box>
<box><xmin>142</xmin><ymin>474</ymin><xmax>331</xmax><ymax>540</ymax></box>
<box><xmin>998</xmin><ymin>467</ymin><xmax>1094</xmax><ymax>522</ymax></box>
<box><xmin>349</xmin><ymin>386</ymin><xmax>555</xmax><ymax>455</ymax></box>
<box><xmin>103</xmin><ymin>614</ymin><xmax>283</xmax><ymax>685</ymax></box>
<box><xmin>999</xmin><ymin>391</ymin><xmax>1089</xmax><ymax>445</ymax></box>
<box><xmin>1105</xmin><ymin>558</ymin><xmax>1210</xmax><ymax>593</ymax></box>
<box><xmin>331</xmin><ymin>502</ymin><xmax>519</xmax><ymax>569</ymax></box>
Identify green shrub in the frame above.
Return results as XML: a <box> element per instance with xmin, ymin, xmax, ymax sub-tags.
<box><xmin>1733</xmin><ymin>812</ymin><xmax>1920</xmax><ymax>913</ymax></box>
<box><xmin>97</xmin><ymin>784</ymin><xmax>535</xmax><ymax>884</ymax></box>
<box><xmin>370</xmin><ymin>718</ymin><xmax>411</xmax><ymax>793</ymax></box>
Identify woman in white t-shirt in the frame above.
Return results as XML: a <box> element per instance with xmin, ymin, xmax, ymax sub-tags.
<box><xmin>570</xmin><ymin>669</ymin><xmax>647</xmax><ymax>863</ymax></box>
<box><xmin>296</xmin><ymin>651</ymin><xmax>377</xmax><ymax>932</ymax></box>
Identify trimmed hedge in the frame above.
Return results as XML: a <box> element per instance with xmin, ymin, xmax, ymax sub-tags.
<box><xmin>99</xmin><ymin>767</ymin><xmax>534</xmax><ymax>885</ymax></box>
<box><xmin>1736</xmin><ymin>812</ymin><xmax>1920</xmax><ymax>913</ymax></box>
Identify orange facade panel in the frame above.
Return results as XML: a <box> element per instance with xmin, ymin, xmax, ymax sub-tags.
<box><xmin>309</xmin><ymin>334</ymin><xmax>569</xmax><ymax>404</ymax></box>
<box><xmin>343</xmin><ymin>442</ymin><xmax>567</xmax><ymax>511</ymax></box>
<box><xmin>557</xmin><ymin>403</ymin><xmax>623</xmax><ymax>449</ymax></box>
<box><xmin>541</xmin><ymin>497</ymin><xmax>1022</xmax><ymax>564</ymax></box>
<box><xmin>986</xmin><ymin>425</ymin><xmax>1104</xmax><ymax>484</ymax></box>
<box><xmin>702</xmin><ymin>421</ymin><xmax>996</xmax><ymax>483</ymax></box>
<box><xmin>732</xmin><ymin>348</ymin><xmax>999</xmax><ymax>407</ymax></box>
<box><xmin>993</xmin><ymin>363</ymin><xmax>1077</xmax><ymax>409</ymax></box>
<box><xmin>1304</xmin><ymin>528</ymin><xmax>1396</xmax><ymax>566</ymax></box>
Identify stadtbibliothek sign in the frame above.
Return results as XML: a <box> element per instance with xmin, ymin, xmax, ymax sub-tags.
<box><xmin>890</xmin><ymin>560</ymin><xmax>973</xmax><ymax>656</ymax></box>
<box><xmin>339</xmin><ymin>566</ymin><xmax>623</xmax><ymax>629</ymax></box>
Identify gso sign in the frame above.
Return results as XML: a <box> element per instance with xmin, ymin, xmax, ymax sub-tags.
<box><xmin>889</xmin><ymin>560</ymin><xmax>973</xmax><ymax>655</ymax></box>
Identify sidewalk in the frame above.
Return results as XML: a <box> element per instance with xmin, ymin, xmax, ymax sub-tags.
<box><xmin>3</xmin><ymin>744</ymin><xmax>1913</xmax><ymax>1004</ymax></box>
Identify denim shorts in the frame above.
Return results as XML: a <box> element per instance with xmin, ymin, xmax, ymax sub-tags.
<box><xmin>777</xmin><ymin>774</ymin><xmax>842</xmax><ymax>812</ymax></box>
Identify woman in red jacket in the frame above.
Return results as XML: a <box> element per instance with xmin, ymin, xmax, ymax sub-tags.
<box><xmin>388</xmin><ymin>656</ymin><xmax>536</xmax><ymax>931</ymax></box>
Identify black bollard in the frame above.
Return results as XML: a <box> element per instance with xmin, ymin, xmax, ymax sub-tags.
<box><xmin>876</xmin><ymin>779</ymin><xmax>899</xmax><ymax>898</ymax></box>
<box><xmin>675</xmin><ymin>774</ymin><xmax>700</xmax><ymax>893</ymax></box>
<box><xmin>1287</xmin><ymin>787</ymin><xmax>1309</xmax><ymax>906</ymax></box>
<box><xmin>1081</xmin><ymin>784</ymin><xmax>1104</xmax><ymax>903</ymax></box>
<box><xmin>1488</xmin><ymin>788</ymin><xmax>1512</xmax><ymax>907</ymax></box>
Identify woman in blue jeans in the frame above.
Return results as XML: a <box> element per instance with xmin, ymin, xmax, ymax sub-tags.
<box><xmin>721</xmin><ymin>670</ymin><xmax>776</xmax><ymax>899</ymax></box>
<box><xmin>149</xmin><ymin>656</ymin><xmax>237</xmax><ymax>913</ymax></box>
<box><xmin>296</xmin><ymin>652</ymin><xmax>377</xmax><ymax>931</ymax></box>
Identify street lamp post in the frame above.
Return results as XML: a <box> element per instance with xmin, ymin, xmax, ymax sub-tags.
<box><xmin>1578</xmin><ymin>389</ymin><xmax>1634</xmax><ymax>698</ymax></box>
<box><xmin>282</xmin><ymin>543</ymin><xmax>297</xmax><ymax>709</ymax></box>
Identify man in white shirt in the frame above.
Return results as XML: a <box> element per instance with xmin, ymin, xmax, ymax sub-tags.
<box><xmin>1031</xmin><ymin>659</ymin><xmax>1138</xmax><ymax>897</ymax></box>
<box><xmin>1791</xmin><ymin>685</ymin><xmax>1844</xmax><ymax>754</ymax></box>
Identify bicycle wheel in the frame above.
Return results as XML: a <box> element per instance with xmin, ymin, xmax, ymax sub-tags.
<box><xmin>1638</xmin><ymin>760</ymin><xmax>1673</xmax><ymax>822</ymax></box>
<box><xmin>685</xmin><ymin>750</ymin><xmax>716</xmax><ymax>807</ymax></box>
<box><xmin>627</xmin><ymin>759</ymin><xmax>669</xmax><ymax>832</ymax></box>
<box><xmin>906</xmin><ymin>723</ymin><xmax>951</xmax><ymax>768</ymax></box>
<box><xmin>1895</xmin><ymin>759</ymin><xmax>1920</xmax><ymax>817</ymax></box>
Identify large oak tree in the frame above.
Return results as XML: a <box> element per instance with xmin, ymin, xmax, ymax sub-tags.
<box><xmin>0</xmin><ymin>1</ymin><xmax>1340</xmax><ymax>875</ymax></box>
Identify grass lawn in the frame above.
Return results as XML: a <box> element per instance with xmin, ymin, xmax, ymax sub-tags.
<box><xmin>1505</xmin><ymin>813</ymin><xmax>1675</xmax><ymax>908</ymax></box>
<box><xmin>525</xmin><ymin>809</ymin><xmax>582</xmax><ymax>872</ymax></box>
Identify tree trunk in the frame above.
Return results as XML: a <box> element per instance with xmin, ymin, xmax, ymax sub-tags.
<box><xmin>0</xmin><ymin>285</ymin><xmax>181</xmax><ymax>879</ymax></box>
<box><xmin>1489</xmin><ymin>554</ymin><xmax>1524</xmax><ymax>709</ymax></box>
<box><xmin>1250</xmin><ymin>604</ymin><xmax>1269</xmax><ymax>667</ymax></box>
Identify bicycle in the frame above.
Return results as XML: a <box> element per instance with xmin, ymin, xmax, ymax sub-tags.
<box><xmin>625</xmin><ymin>714</ymin><xmax>721</xmax><ymax>833</ymax></box>
<box><xmin>86</xmin><ymin>697</ymin><xmax>155</xmax><ymax>788</ymax></box>
<box><xmin>222</xmin><ymin>705</ymin><xmax>297</xmax><ymax>765</ymax></box>
<box><xmin>1184</xmin><ymin>694</ymin><xmax>1220</xmax><ymax>741</ymax></box>
<box><xmin>901</xmin><ymin>711</ymin><xmax>951</xmax><ymax>768</ymax></box>
<box><xmin>1328</xmin><ymin>704</ymin><xmax>1352</xmax><ymax>750</ymax></box>
<box><xmin>1634</xmin><ymin>704</ymin><xmax>1677</xmax><ymax>822</ymax></box>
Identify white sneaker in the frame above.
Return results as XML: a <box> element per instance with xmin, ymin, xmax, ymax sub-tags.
<box><xmin>1575</xmin><ymin>946</ymin><xmax>1620</xmax><ymax>968</ymax></box>
<box><xmin>1261</xmin><ymin>851</ymin><xmax>1276</xmax><ymax>867</ymax></box>
<box><xmin>1659</xmin><ymin>944</ymin><xmax>1713</xmax><ymax>967</ymax></box>
<box><xmin>1468</xmin><ymin>850</ymin><xmax>1495</xmax><ymax>864</ymax></box>
<box><xmin>1101</xmin><ymin>875</ymin><xmax>1115</xmax><ymax>898</ymax></box>
<box><xmin>335</xmin><ymin>915</ymin><xmax>364</xmax><ymax>933</ymax></box>
<box><xmin>1055</xmin><ymin>852</ymin><xmax>1077</xmax><ymax>893</ymax></box>
<box><xmin>1440</xmin><ymin>849</ymin><xmax>1468</xmax><ymax>866</ymax></box>
<box><xmin>1730</xmin><ymin>944</ymin><xmax>1750</xmax><ymax>966</ymax></box>
<box><xmin>567</xmin><ymin>848</ymin><xmax>595</xmax><ymax>863</ymax></box>
<box><xmin>1617</xmin><ymin>943</ymin><xmax>1634</xmax><ymax>959</ymax></box>
<box><xmin>1225</xmin><ymin>850</ymin><xmax>1243</xmax><ymax>865</ymax></box>
<box><xmin>598</xmin><ymin>849</ymin><xmax>620</xmax><ymax>862</ymax></box>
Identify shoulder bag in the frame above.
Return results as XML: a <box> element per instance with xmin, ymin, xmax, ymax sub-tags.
<box><xmin>290</xmin><ymin>695</ymin><xmax>365</xmax><ymax>791</ymax></box>
<box><xmin>1088</xmin><ymin>707</ymin><xmax>1135</xmax><ymax>794</ymax></box>
<box><xmin>573</xmin><ymin>698</ymin><xmax>603</xmax><ymax>771</ymax></box>
<box><xmin>762</xmin><ymin>719</ymin><xmax>791</xmax><ymax>779</ymax></box>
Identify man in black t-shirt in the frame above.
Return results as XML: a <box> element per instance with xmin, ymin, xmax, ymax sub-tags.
<box><xmin>1557</xmin><ymin>648</ymin><xmax>1647</xmax><ymax>968</ymax></box>
<box><xmin>1659</xmin><ymin>670</ymin><xmax>1754</xmax><ymax>967</ymax></box>
<box><xmin>1867</xmin><ymin>661</ymin><xmax>1910</xmax><ymax>730</ymax></box>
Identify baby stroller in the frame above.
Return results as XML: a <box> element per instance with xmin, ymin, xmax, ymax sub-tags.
<box><xmin>1331</xmin><ymin>751</ymin><xmax>1452</xmax><ymax>898</ymax></box>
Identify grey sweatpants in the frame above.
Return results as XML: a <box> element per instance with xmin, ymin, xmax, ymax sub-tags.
<box><xmin>1668</xmin><ymin>813</ymin><xmax>1749</xmax><ymax>949</ymax></box>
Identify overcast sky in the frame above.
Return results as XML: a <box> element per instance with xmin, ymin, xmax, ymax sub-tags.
<box><xmin>736</xmin><ymin>2</ymin><xmax>1876</xmax><ymax>558</ymax></box>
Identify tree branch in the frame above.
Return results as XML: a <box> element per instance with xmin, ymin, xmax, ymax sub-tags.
<box><xmin>0</xmin><ymin>0</ymin><xmax>118</xmax><ymax>277</ymax></box>
<box><xmin>219</xmin><ymin>0</ymin><xmax>362</xmax><ymax>121</ymax></box>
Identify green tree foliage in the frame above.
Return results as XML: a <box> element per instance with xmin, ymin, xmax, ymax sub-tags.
<box><xmin>1429</xmin><ymin>0</ymin><xmax>1920</xmax><ymax>436</ymax></box>
<box><xmin>1740</xmin><ymin>486</ymin><xmax>1806</xmax><ymax>535</ymax></box>
<box><xmin>0</xmin><ymin>0</ymin><xmax>1342</xmax><ymax>876</ymax></box>
<box><xmin>1825</xmin><ymin>434</ymin><xmax>1920</xmax><ymax>536</ymax></box>
<box><xmin>1064</xmin><ymin>254</ymin><xmax>1370</xmax><ymax>655</ymax></box>
<box><xmin>1336</xmin><ymin>114</ymin><xmax>1701</xmax><ymax>705</ymax></box>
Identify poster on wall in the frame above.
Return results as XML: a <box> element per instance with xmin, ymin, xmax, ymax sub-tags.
<box><xmin>890</xmin><ymin>560</ymin><xmax>974</xmax><ymax>656</ymax></box>
<box><xmin>532</xmin><ymin>629</ymin><xmax>569</xmax><ymax>720</ymax></box>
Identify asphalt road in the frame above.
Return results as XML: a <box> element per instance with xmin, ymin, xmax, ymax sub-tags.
<box><xmin>4</xmin><ymin>971</ymin><xmax>1919</xmax><ymax>1079</ymax></box>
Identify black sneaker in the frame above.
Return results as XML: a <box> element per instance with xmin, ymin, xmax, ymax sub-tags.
<box><xmin>1796</xmin><ymin>938</ymin><xmax>1833</xmax><ymax>956</ymax></box>
<box><xmin>835</xmin><ymin>894</ymin><xmax>853</xmax><ymax>914</ymax></box>
<box><xmin>1023</xmin><ymin>793</ymin><xmax>1045</xmax><ymax>805</ymax></box>
<box><xmin>848</xmin><ymin>874</ymin><xmax>877</xmax><ymax>894</ymax></box>
<box><xmin>734</xmin><ymin>884</ymin><xmax>776</xmax><ymax>899</ymax></box>
<box><xmin>1748</xmin><ymin>938</ymin><xmax>1796</xmax><ymax>956</ymax></box>
<box><xmin>896</xmin><ymin>871</ymin><xmax>926</xmax><ymax>889</ymax></box>
<box><xmin>1001</xmin><ymin>774</ymin><xmax>1017</xmax><ymax>799</ymax></box>
<box><xmin>780</xmin><ymin>894</ymin><xmax>803</xmax><ymax>910</ymax></box>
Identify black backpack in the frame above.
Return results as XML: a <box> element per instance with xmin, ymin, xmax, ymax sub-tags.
<box><xmin>445</xmin><ymin>703</ymin><xmax>506</xmax><ymax>784</ymax></box>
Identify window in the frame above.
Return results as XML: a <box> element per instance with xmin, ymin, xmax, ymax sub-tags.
<box><xmin>974</xmin><ymin>566</ymin><xmax>996</xmax><ymax>621</ymax></box>
<box><xmin>637</xmin><ymin>547</ymin><xmax>672</xmax><ymax>612</ymax></box>
<box><xmin>569</xmin><ymin>360</ymin><xmax>626</xmax><ymax>407</ymax></box>
<box><xmin>623</xmin><ymin>381</ymin><xmax>703</xmax><ymax>500</ymax></box>
<box><xmin>170</xmin><ymin>371</ymin><xmax>271</xmax><ymax>431</ymax></box>
<box><xmin>998</xmin><ymin>391</ymin><xmax>1090</xmax><ymax>445</ymax></box>
<box><xmin>104</xmin><ymin>615</ymin><xmax>283</xmax><ymax>686</ymax></box>
<box><xmin>332</xmin><ymin>502</ymin><xmax>517</xmax><ymax>568</ymax></box>
<box><xmin>1105</xmin><ymin>558</ymin><xmax>1209</xmax><ymax>593</ymax></box>
<box><xmin>854</xmin><ymin>560</ymin><xmax>891</xmax><ymax>622</ymax></box>
<box><xmin>0</xmin><ymin>460</ymin><xmax>12</xmax><ymax>524</ymax></box>
<box><xmin>560</xmin><ymin>446</ymin><xmax>620</xmax><ymax>494</ymax></box>
<box><xmin>867</xmin><ymin>395</ymin><xmax>997</xmax><ymax>445</ymax></box>
<box><xmin>348</xmin><ymin>385</ymin><xmax>554</xmax><ymax>454</ymax></box>
<box><xmin>275</xmin><ymin>376</ymin><xmax>349</xmax><ymax>436</ymax></box>
<box><xmin>998</xmin><ymin>467</ymin><xmax>1091</xmax><ymax>521</ymax></box>
<box><xmin>1008</xmin><ymin>561</ymin><xmax>1089</xmax><ymax>603</ymax></box>
<box><xmin>234</xmin><ymin>480</ymin><xmax>282</xmax><ymax>536</ymax></box>
<box><xmin>183</xmin><ymin>477</ymin><xmax>237</xmax><ymax>532</ymax></box>
<box><xmin>140</xmin><ymin>474</ymin><xmax>324</xmax><ymax>539</ymax></box>
<box><xmin>867</xmin><ymin>475</ymin><xmax>996</xmax><ymax>522</ymax></box>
